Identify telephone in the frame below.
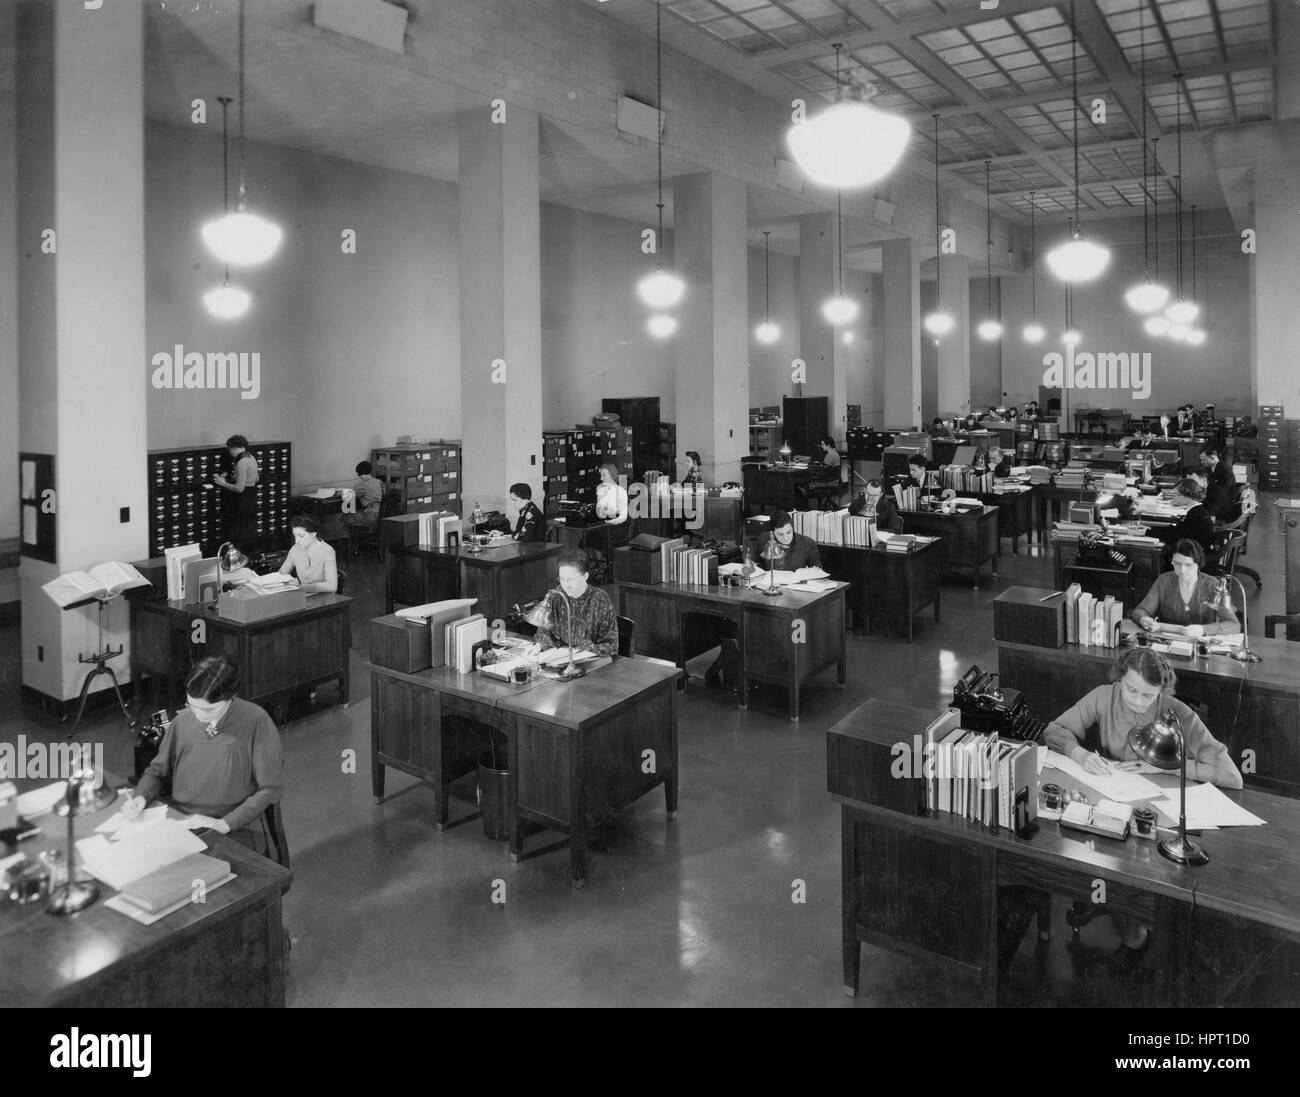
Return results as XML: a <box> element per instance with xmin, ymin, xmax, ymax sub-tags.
<box><xmin>953</xmin><ymin>665</ymin><xmax>1046</xmax><ymax>743</ymax></box>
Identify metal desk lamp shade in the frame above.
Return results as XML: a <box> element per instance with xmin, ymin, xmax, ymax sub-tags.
<box><xmin>525</xmin><ymin>593</ymin><xmax>585</xmax><ymax>678</ymax></box>
<box><xmin>48</xmin><ymin>766</ymin><xmax>114</xmax><ymax>915</ymax></box>
<box><xmin>759</xmin><ymin>536</ymin><xmax>786</xmax><ymax>597</ymax></box>
<box><xmin>779</xmin><ymin>441</ymin><xmax>792</xmax><ymax>467</ymax></box>
<box><xmin>1203</xmin><ymin>576</ymin><xmax>1260</xmax><ymax>662</ymax></box>
<box><xmin>1128</xmin><ymin>708</ymin><xmax>1209</xmax><ymax>866</ymax></box>
<box><xmin>212</xmin><ymin>541</ymin><xmax>249</xmax><ymax>608</ymax></box>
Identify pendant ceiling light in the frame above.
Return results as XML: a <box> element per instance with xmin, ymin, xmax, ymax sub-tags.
<box><xmin>203</xmin><ymin>97</ymin><xmax>251</xmax><ymax>320</ymax></box>
<box><xmin>1022</xmin><ymin>192</ymin><xmax>1045</xmax><ymax>343</ymax></box>
<box><xmin>1164</xmin><ymin>74</ymin><xmax>1200</xmax><ymax>327</ymax></box>
<box><xmin>201</xmin><ymin>0</ymin><xmax>283</xmax><ymax>267</ymax></box>
<box><xmin>977</xmin><ymin>161</ymin><xmax>1003</xmax><ymax>341</ymax></box>
<box><xmin>922</xmin><ymin>115</ymin><xmax>954</xmax><ymax>337</ymax></box>
<box><xmin>821</xmin><ymin>187</ymin><xmax>859</xmax><ymax>325</ymax></box>
<box><xmin>1125</xmin><ymin>1</ymin><xmax>1170</xmax><ymax>313</ymax></box>
<box><xmin>1046</xmin><ymin>0</ymin><xmax>1110</xmax><ymax>283</ymax></box>
<box><xmin>786</xmin><ymin>42</ymin><xmax>910</xmax><ymax>189</ymax></box>
<box><xmin>646</xmin><ymin>314</ymin><xmax>678</xmax><ymax>338</ymax></box>
<box><xmin>637</xmin><ymin>0</ymin><xmax>685</xmax><ymax>312</ymax></box>
<box><xmin>1186</xmin><ymin>205</ymin><xmax>1207</xmax><ymax>345</ymax></box>
<box><xmin>755</xmin><ymin>231</ymin><xmax>781</xmax><ymax>344</ymax></box>
<box><xmin>1062</xmin><ymin>285</ymin><xmax>1081</xmax><ymax>346</ymax></box>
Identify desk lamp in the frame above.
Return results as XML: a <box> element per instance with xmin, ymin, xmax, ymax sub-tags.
<box><xmin>778</xmin><ymin>441</ymin><xmax>792</xmax><ymax>468</ymax></box>
<box><xmin>759</xmin><ymin>537</ymin><xmax>786</xmax><ymax>597</ymax></box>
<box><xmin>524</xmin><ymin>594</ymin><xmax>585</xmax><ymax>678</ymax></box>
<box><xmin>1203</xmin><ymin>577</ymin><xmax>1261</xmax><ymax>662</ymax></box>
<box><xmin>48</xmin><ymin>766</ymin><xmax>114</xmax><ymax>915</ymax></box>
<box><xmin>1128</xmin><ymin>708</ymin><xmax>1209</xmax><ymax>866</ymax></box>
<box><xmin>213</xmin><ymin>542</ymin><xmax>249</xmax><ymax>607</ymax></box>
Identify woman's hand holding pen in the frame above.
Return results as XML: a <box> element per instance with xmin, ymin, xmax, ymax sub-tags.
<box><xmin>1073</xmin><ymin>746</ymin><xmax>1110</xmax><ymax>775</ymax></box>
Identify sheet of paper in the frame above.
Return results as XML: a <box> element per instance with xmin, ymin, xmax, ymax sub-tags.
<box><xmin>1161</xmin><ymin>783</ymin><xmax>1267</xmax><ymax>829</ymax></box>
<box><xmin>15</xmin><ymin>781</ymin><xmax>67</xmax><ymax>817</ymax></box>
<box><xmin>21</xmin><ymin>459</ymin><xmax>35</xmax><ymax>499</ymax></box>
<box><xmin>75</xmin><ymin>819</ymin><xmax>206</xmax><ymax>891</ymax></box>
<box><xmin>1044</xmin><ymin>749</ymin><xmax>1164</xmax><ymax>802</ymax></box>
<box><xmin>95</xmin><ymin>805</ymin><xmax>168</xmax><ymax>839</ymax></box>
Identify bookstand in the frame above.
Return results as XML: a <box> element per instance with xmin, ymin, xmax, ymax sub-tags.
<box><xmin>62</xmin><ymin>594</ymin><xmax>134</xmax><ymax>736</ymax></box>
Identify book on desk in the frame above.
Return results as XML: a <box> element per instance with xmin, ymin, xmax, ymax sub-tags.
<box><xmin>43</xmin><ymin>561</ymin><xmax>151</xmax><ymax>609</ymax></box>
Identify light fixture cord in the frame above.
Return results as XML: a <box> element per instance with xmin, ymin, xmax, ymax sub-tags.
<box><xmin>1139</xmin><ymin>0</ymin><xmax>1149</xmax><ymax>275</ymax></box>
<box><xmin>1029</xmin><ymin>191</ymin><xmax>1038</xmax><ymax>318</ymax></box>
<box><xmin>218</xmin><ymin>96</ymin><xmax>231</xmax><ymax>213</ymax></box>
<box><xmin>1070</xmin><ymin>0</ymin><xmax>1079</xmax><ymax>230</ymax></box>
<box><xmin>1174</xmin><ymin>72</ymin><xmax>1183</xmax><ymax>300</ymax></box>
<box><xmin>837</xmin><ymin>189</ymin><xmax>844</xmax><ymax>295</ymax></box>
<box><xmin>1190</xmin><ymin>204</ymin><xmax>1197</xmax><ymax>304</ymax></box>
<box><xmin>933</xmin><ymin>113</ymin><xmax>941</xmax><ymax>303</ymax></box>
<box><xmin>1151</xmin><ymin>136</ymin><xmax>1160</xmax><ymax>280</ymax></box>
<box><xmin>763</xmin><ymin>231</ymin><xmax>771</xmax><ymax>320</ymax></box>
<box><xmin>985</xmin><ymin>160</ymin><xmax>993</xmax><ymax>311</ymax></box>
<box><xmin>655</xmin><ymin>0</ymin><xmax>664</xmax><ymax>271</ymax></box>
<box><xmin>237</xmin><ymin>0</ymin><xmax>247</xmax><ymax>206</ymax></box>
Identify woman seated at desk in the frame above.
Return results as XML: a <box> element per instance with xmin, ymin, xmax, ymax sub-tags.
<box><xmin>1131</xmin><ymin>539</ymin><xmax>1239</xmax><ymax>637</ymax></box>
<box><xmin>1045</xmin><ymin>647</ymin><xmax>1242</xmax><ymax>969</ymax></box>
<box><xmin>508</xmin><ymin>482</ymin><xmax>546</xmax><ymax>542</ymax></box>
<box><xmin>754</xmin><ymin>510</ymin><xmax>821</xmax><ymax>570</ymax></box>
<box><xmin>596</xmin><ymin>462</ymin><xmax>629</xmax><ymax>526</ymax></box>
<box><xmin>530</xmin><ymin>548</ymin><xmax>619</xmax><ymax>657</ymax></box>
<box><xmin>682</xmin><ymin>451</ymin><xmax>703</xmax><ymax>488</ymax></box>
<box><xmin>278</xmin><ymin>515</ymin><xmax>339</xmax><ymax>594</ymax></box>
<box><xmin>122</xmin><ymin>655</ymin><xmax>284</xmax><ymax>856</ymax></box>
<box><xmin>1156</xmin><ymin>477</ymin><xmax>1216</xmax><ymax>555</ymax></box>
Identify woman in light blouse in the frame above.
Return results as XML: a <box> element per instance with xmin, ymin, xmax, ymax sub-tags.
<box><xmin>278</xmin><ymin>515</ymin><xmax>338</xmax><ymax>594</ymax></box>
<box><xmin>595</xmin><ymin>462</ymin><xmax>629</xmax><ymax>525</ymax></box>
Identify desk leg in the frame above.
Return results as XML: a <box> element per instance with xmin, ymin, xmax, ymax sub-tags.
<box><xmin>737</xmin><ymin>612</ymin><xmax>749</xmax><ymax>711</ymax></box>
<box><xmin>934</xmin><ymin>587</ymin><xmax>942</xmax><ymax>624</ymax></box>
<box><xmin>569</xmin><ymin>729</ymin><xmax>588</xmax><ymax>888</ymax></box>
<box><xmin>841</xmin><ymin>806</ymin><xmax>859</xmax><ymax>997</ymax></box>
<box><xmin>507</xmin><ymin>720</ymin><xmax>524</xmax><ymax>863</ymax></box>
<box><xmin>665</xmin><ymin>686</ymin><xmax>679</xmax><ymax>819</ymax></box>
<box><xmin>788</xmin><ymin>636</ymin><xmax>800</xmax><ymax>722</ymax></box>
<box><xmin>836</xmin><ymin>600</ymin><xmax>847</xmax><ymax>686</ymax></box>
<box><xmin>675</xmin><ymin>609</ymin><xmax>688</xmax><ymax>692</ymax></box>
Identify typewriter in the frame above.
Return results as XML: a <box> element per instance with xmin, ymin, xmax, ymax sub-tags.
<box><xmin>555</xmin><ymin>499</ymin><xmax>600</xmax><ymax>526</ymax></box>
<box><xmin>952</xmin><ymin>665</ymin><xmax>1047</xmax><ymax>744</ymax></box>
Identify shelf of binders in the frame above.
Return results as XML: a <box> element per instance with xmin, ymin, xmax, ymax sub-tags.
<box><xmin>372</xmin><ymin>442</ymin><xmax>461</xmax><ymax>516</ymax></box>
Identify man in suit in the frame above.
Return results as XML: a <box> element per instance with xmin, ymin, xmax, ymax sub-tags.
<box><xmin>1198</xmin><ymin>444</ymin><xmax>1235</xmax><ymax>520</ymax></box>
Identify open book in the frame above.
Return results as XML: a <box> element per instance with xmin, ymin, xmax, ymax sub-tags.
<box><xmin>43</xmin><ymin>561</ymin><xmax>151</xmax><ymax>608</ymax></box>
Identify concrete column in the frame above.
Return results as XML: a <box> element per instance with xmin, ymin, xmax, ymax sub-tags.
<box><xmin>673</xmin><ymin>173</ymin><xmax>749</xmax><ymax>484</ymax></box>
<box><xmin>936</xmin><ymin>252</ymin><xmax>971</xmax><ymax>418</ymax></box>
<box><xmin>457</xmin><ymin>106</ymin><xmax>544</xmax><ymax>515</ymax></box>
<box><xmin>881</xmin><ymin>237</ymin><xmax>921</xmax><ymax>428</ymax></box>
<box><xmin>797</xmin><ymin>212</ymin><xmax>850</xmax><ymax>436</ymax></box>
<box><xmin>17</xmin><ymin>0</ymin><xmax>149</xmax><ymax>702</ymax></box>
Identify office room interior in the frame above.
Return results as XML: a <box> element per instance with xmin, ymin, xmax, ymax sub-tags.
<box><xmin>2</xmin><ymin>0</ymin><xmax>1299</xmax><ymax>1012</ymax></box>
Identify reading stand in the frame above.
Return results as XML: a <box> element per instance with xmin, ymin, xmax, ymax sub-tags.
<box><xmin>63</xmin><ymin>594</ymin><xmax>134</xmax><ymax>736</ymax></box>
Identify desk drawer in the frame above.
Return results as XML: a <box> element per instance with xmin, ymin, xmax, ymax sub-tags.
<box><xmin>999</xmin><ymin>853</ymin><xmax>1157</xmax><ymax>924</ymax></box>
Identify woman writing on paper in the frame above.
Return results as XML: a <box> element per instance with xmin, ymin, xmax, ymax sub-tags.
<box><xmin>277</xmin><ymin>515</ymin><xmax>339</xmax><ymax>594</ymax></box>
<box><xmin>1131</xmin><ymin>539</ymin><xmax>1239</xmax><ymax>638</ymax></box>
<box><xmin>122</xmin><ymin>656</ymin><xmax>284</xmax><ymax>856</ymax></box>
<box><xmin>531</xmin><ymin>548</ymin><xmax>619</xmax><ymax>657</ymax></box>
<box><xmin>1042</xmin><ymin>646</ymin><xmax>1241</xmax><ymax>969</ymax></box>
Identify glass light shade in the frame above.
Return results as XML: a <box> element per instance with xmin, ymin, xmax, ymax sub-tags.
<box><xmin>1125</xmin><ymin>280</ymin><xmax>1171</xmax><ymax>313</ymax></box>
<box><xmin>821</xmin><ymin>295</ymin><xmax>859</xmax><ymax>326</ymax></box>
<box><xmin>201</xmin><ymin>208</ymin><xmax>283</xmax><ymax>267</ymax></box>
<box><xmin>1022</xmin><ymin>322</ymin><xmax>1045</xmax><ymax>343</ymax></box>
<box><xmin>923</xmin><ymin>310</ymin><xmax>954</xmax><ymax>336</ymax></box>
<box><xmin>754</xmin><ymin>320</ymin><xmax>781</xmax><ymax>345</ymax></box>
<box><xmin>1167</xmin><ymin>322</ymin><xmax>1189</xmax><ymax>341</ymax></box>
<box><xmin>646</xmin><ymin>313</ymin><xmax>677</xmax><ymax>338</ymax></box>
<box><xmin>977</xmin><ymin>318</ymin><xmax>1003</xmax><ymax>341</ymax></box>
<box><xmin>637</xmin><ymin>268</ymin><xmax>685</xmax><ymax>308</ymax></box>
<box><xmin>1166</xmin><ymin>299</ymin><xmax>1199</xmax><ymax>325</ymax></box>
<box><xmin>1186</xmin><ymin>328</ymin><xmax>1206</xmax><ymax>346</ymax></box>
<box><xmin>842</xmin><ymin>330</ymin><xmax>854</xmax><ymax>345</ymax></box>
<box><xmin>1062</xmin><ymin>327</ymin><xmax>1082</xmax><ymax>346</ymax></box>
<box><xmin>786</xmin><ymin>100</ymin><xmax>911</xmax><ymax>188</ymax></box>
<box><xmin>1144</xmin><ymin>315</ymin><xmax>1170</xmax><ymax>336</ymax></box>
<box><xmin>1045</xmin><ymin>235</ymin><xmax>1110</xmax><ymax>282</ymax></box>
<box><xmin>203</xmin><ymin>282</ymin><xmax>251</xmax><ymax>319</ymax></box>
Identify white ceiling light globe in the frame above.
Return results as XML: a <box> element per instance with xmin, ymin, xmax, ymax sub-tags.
<box><xmin>1166</xmin><ymin>300</ymin><xmax>1200</xmax><ymax>325</ymax></box>
<box><xmin>977</xmin><ymin>319</ymin><xmax>1003</xmax><ymax>341</ymax></box>
<box><xmin>646</xmin><ymin>313</ymin><xmax>677</xmax><ymax>339</ymax></box>
<box><xmin>1062</xmin><ymin>327</ymin><xmax>1082</xmax><ymax>347</ymax></box>
<box><xmin>1144</xmin><ymin>315</ymin><xmax>1170</xmax><ymax>336</ymax></box>
<box><xmin>203</xmin><ymin>282</ymin><xmax>251</xmax><ymax>320</ymax></box>
<box><xmin>842</xmin><ymin>330</ymin><xmax>854</xmax><ymax>345</ymax></box>
<box><xmin>1125</xmin><ymin>280</ymin><xmax>1171</xmax><ymax>313</ymax></box>
<box><xmin>821</xmin><ymin>295</ymin><xmax>859</xmax><ymax>326</ymax></box>
<box><xmin>754</xmin><ymin>320</ymin><xmax>781</xmax><ymax>345</ymax></box>
<box><xmin>1185</xmin><ymin>328</ymin><xmax>1206</xmax><ymax>346</ymax></box>
<box><xmin>1022</xmin><ymin>322</ymin><xmax>1045</xmax><ymax>344</ymax></box>
<box><xmin>923</xmin><ymin>310</ymin><xmax>954</xmax><ymax>337</ymax></box>
<box><xmin>201</xmin><ymin>209</ymin><xmax>283</xmax><ymax>267</ymax></box>
<box><xmin>1167</xmin><ymin>322</ymin><xmax>1189</xmax><ymax>341</ymax></box>
<box><xmin>637</xmin><ymin>269</ymin><xmax>685</xmax><ymax>309</ymax></box>
<box><xmin>786</xmin><ymin>100</ymin><xmax>911</xmax><ymax>189</ymax></box>
<box><xmin>1045</xmin><ymin>235</ymin><xmax>1110</xmax><ymax>282</ymax></box>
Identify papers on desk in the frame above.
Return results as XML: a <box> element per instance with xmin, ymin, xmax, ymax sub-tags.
<box><xmin>784</xmin><ymin>579</ymin><xmax>840</xmax><ymax>593</ymax></box>
<box><xmin>478</xmin><ymin>647</ymin><xmax>598</xmax><ymax>680</ymax></box>
<box><xmin>305</xmin><ymin>488</ymin><xmax>339</xmax><ymax>499</ymax></box>
<box><xmin>95</xmin><ymin>805</ymin><xmax>168</xmax><ymax>840</ymax></box>
<box><xmin>1045</xmin><ymin>749</ymin><xmax>1164</xmax><ymax>802</ymax></box>
<box><xmin>243</xmin><ymin>572</ymin><xmax>299</xmax><ymax>594</ymax></box>
<box><xmin>1152</xmin><ymin>783</ymin><xmax>1267</xmax><ymax>831</ymax></box>
<box><xmin>75</xmin><ymin>819</ymin><xmax>206</xmax><ymax>891</ymax></box>
<box><xmin>761</xmin><ymin>567</ymin><xmax>831</xmax><ymax>587</ymax></box>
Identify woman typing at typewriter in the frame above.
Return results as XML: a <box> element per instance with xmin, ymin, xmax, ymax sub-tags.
<box><xmin>1131</xmin><ymin>539</ymin><xmax>1239</xmax><ymax>638</ymax></box>
<box><xmin>1044</xmin><ymin>647</ymin><xmax>1241</xmax><ymax>970</ymax></box>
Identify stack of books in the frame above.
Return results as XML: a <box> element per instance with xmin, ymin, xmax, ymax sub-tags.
<box><xmin>939</xmin><ymin>466</ymin><xmax>994</xmax><ymax>494</ymax></box>
<box><xmin>880</xmin><ymin>533</ymin><xmax>918</xmax><ymax>553</ymax></box>
<box><xmin>658</xmin><ymin>538</ymin><xmax>716</xmax><ymax>585</ymax></box>
<box><xmin>892</xmin><ymin>484</ymin><xmax>920</xmax><ymax>511</ymax></box>
<box><xmin>790</xmin><ymin>509</ymin><xmax>876</xmax><ymax>547</ymax></box>
<box><xmin>1025</xmin><ymin>465</ymin><xmax>1053</xmax><ymax>484</ymax></box>
<box><xmin>1054</xmin><ymin>468</ymin><xmax>1089</xmax><ymax>491</ymax></box>
<box><xmin>923</xmin><ymin>713</ymin><xmax>1039</xmax><ymax>831</ymax></box>
<box><xmin>1063</xmin><ymin>582</ymin><xmax>1124</xmax><ymax>647</ymax></box>
<box><xmin>417</xmin><ymin>510</ymin><xmax>461</xmax><ymax>549</ymax></box>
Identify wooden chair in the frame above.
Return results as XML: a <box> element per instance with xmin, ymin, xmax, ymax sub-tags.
<box><xmin>1213</xmin><ymin>492</ymin><xmax>1261</xmax><ymax>590</ymax></box>
<box><xmin>348</xmin><ymin>490</ymin><xmax>402</xmax><ymax>562</ymax></box>
<box><xmin>616</xmin><ymin>615</ymin><xmax>635</xmax><ymax>658</ymax></box>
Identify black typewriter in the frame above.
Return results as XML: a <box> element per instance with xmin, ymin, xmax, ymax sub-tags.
<box><xmin>952</xmin><ymin>665</ymin><xmax>1046</xmax><ymax>744</ymax></box>
<box><xmin>556</xmin><ymin>499</ymin><xmax>600</xmax><ymax>526</ymax></box>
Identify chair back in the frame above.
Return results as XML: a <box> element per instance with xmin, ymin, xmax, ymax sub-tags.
<box><xmin>1207</xmin><ymin>530</ymin><xmax>1246</xmax><ymax>577</ymax></box>
<box><xmin>616</xmin><ymin>615</ymin><xmax>635</xmax><ymax>658</ymax></box>
<box><xmin>262</xmin><ymin>802</ymin><xmax>291</xmax><ymax>873</ymax></box>
<box><xmin>378</xmin><ymin>489</ymin><xmax>402</xmax><ymax>521</ymax></box>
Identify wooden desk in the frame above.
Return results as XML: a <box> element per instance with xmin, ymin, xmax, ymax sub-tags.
<box><xmin>900</xmin><ymin>506</ymin><xmax>1000</xmax><ymax>589</ymax></box>
<box><xmin>977</xmin><ymin>487</ymin><xmax>1036</xmax><ymax>554</ymax></box>
<box><xmin>289</xmin><ymin>494</ymin><xmax>347</xmax><ymax>547</ymax></box>
<box><xmin>742</xmin><ymin>465</ymin><xmax>812</xmax><ymax>515</ymax></box>
<box><xmin>997</xmin><ymin>634</ymin><xmax>1300</xmax><ymax>798</ymax></box>
<box><xmin>819</xmin><ymin>541</ymin><xmax>941</xmax><ymax>642</ymax></box>
<box><xmin>370</xmin><ymin>657</ymin><xmax>680</xmax><ymax>886</ymax></box>
<box><xmin>630</xmin><ymin>492</ymin><xmax>744</xmax><ymax>543</ymax></box>
<box><xmin>2</xmin><ymin>789</ymin><xmax>291</xmax><ymax>1007</ymax></box>
<box><xmin>1034</xmin><ymin>483</ymin><xmax>1099</xmax><ymax>531</ymax></box>
<box><xmin>385</xmin><ymin>542</ymin><xmax>560</xmax><ymax>618</ymax></box>
<box><xmin>130</xmin><ymin>593</ymin><xmax>352</xmax><ymax>711</ymax></box>
<box><xmin>617</xmin><ymin>579</ymin><xmax>846</xmax><ymax>721</ymax></box>
<box><xmin>1051</xmin><ymin>531</ymin><xmax>1165</xmax><ymax>597</ymax></box>
<box><xmin>829</xmin><ymin>698</ymin><xmax>1300</xmax><ymax>1005</ymax></box>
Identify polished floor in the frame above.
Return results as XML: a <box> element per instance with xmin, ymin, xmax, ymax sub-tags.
<box><xmin>3</xmin><ymin>500</ymin><xmax>1295</xmax><ymax>1007</ymax></box>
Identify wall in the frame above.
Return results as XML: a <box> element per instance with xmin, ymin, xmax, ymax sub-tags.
<box><xmin>969</xmin><ymin>276</ymin><xmax>1004</xmax><ymax>409</ymax></box>
<box><xmin>0</xmin><ymin>2</ymin><xmax>16</xmax><ymax>543</ymax></box>
<box><xmin>746</xmin><ymin>246</ymin><xmax>801</xmax><ymax>411</ymax></box>
<box><xmin>540</xmin><ymin>202</ymin><xmax>677</xmax><ymax>431</ymax></box>
<box><xmin>999</xmin><ymin>209</ymin><xmax>1251</xmax><ymax>413</ymax></box>
<box><xmin>145</xmin><ymin>123</ymin><xmax>460</xmax><ymax>489</ymax></box>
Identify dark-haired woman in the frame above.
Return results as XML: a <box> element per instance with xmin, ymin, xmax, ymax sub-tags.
<box><xmin>213</xmin><ymin>434</ymin><xmax>260</xmax><ymax>548</ymax></box>
<box><xmin>1131</xmin><ymin>539</ymin><xmax>1239</xmax><ymax>638</ymax></box>
<box><xmin>122</xmin><ymin>656</ymin><xmax>284</xmax><ymax>855</ymax></box>
<box><xmin>1156</xmin><ymin>477</ymin><xmax>1216</xmax><ymax>556</ymax></box>
<box><xmin>278</xmin><ymin>514</ymin><xmax>338</xmax><ymax>593</ymax></box>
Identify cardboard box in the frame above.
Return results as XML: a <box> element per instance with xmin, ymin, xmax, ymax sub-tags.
<box><xmin>993</xmin><ymin>586</ymin><xmax>1066</xmax><ymax>648</ymax></box>
<box><xmin>370</xmin><ymin>613</ymin><xmax>432</xmax><ymax>673</ymax></box>
<box><xmin>217</xmin><ymin>586</ymin><xmax>307</xmax><ymax>623</ymax></box>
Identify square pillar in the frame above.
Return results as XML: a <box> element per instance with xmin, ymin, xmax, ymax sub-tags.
<box><xmin>881</xmin><ymin>237</ymin><xmax>921</xmax><ymax>428</ymax></box>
